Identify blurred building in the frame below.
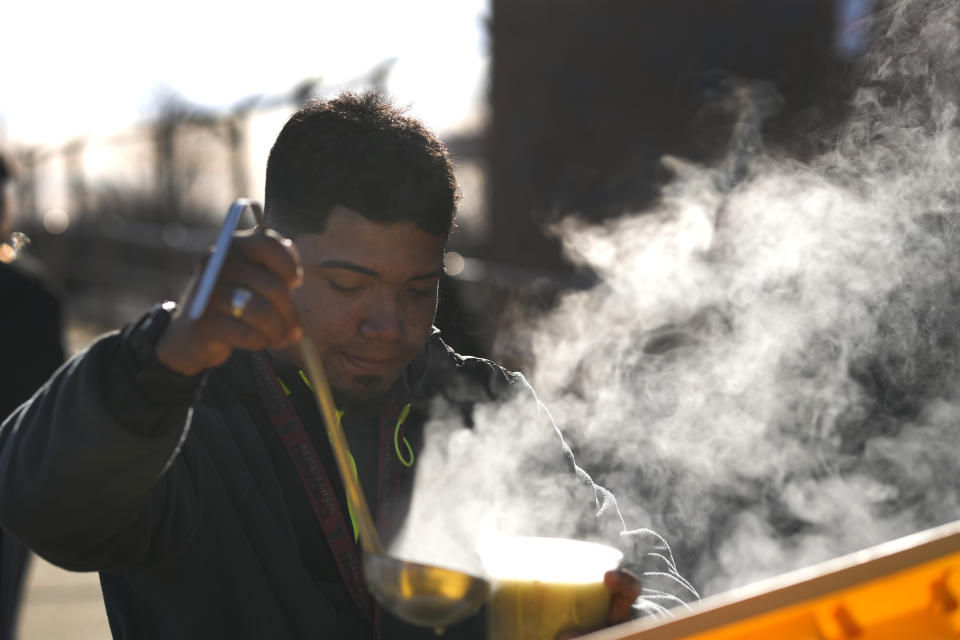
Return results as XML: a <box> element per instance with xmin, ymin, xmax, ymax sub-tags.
<box><xmin>454</xmin><ymin>0</ymin><xmax>866</xmax><ymax>368</ymax></box>
<box><xmin>487</xmin><ymin>0</ymin><xmax>854</xmax><ymax>275</ymax></box>
<box><xmin>7</xmin><ymin>3</ymin><xmax>873</xmax><ymax>361</ymax></box>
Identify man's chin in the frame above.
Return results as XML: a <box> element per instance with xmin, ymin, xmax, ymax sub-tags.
<box><xmin>331</xmin><ymin>374</ymin><xmax>393</xmax><ymax>410</ymax></box>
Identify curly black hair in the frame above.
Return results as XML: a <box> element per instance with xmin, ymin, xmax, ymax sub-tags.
<box><xmin>263</xmin><ymin>92</ymin><xmax>459</xmax><ymax>238</ymax></box>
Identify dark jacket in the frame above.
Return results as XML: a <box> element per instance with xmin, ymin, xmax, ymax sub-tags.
<box><xmin>0</xmin><ymin>304</ymin><xmax>520</xmax><ymax>639</ymax></box>
<box><xmin>0</xmin><ymin>258</ymin><xmax>64</xmax><ymax>421</ymax></box>
<box><xmin>0</xmin><ymin>258</ymin><xmax>65</xmax><ymax>640</ymax></box>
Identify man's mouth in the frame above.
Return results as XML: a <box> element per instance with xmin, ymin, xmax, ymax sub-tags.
<box><xmin>338</xmin><ymin>352</ymin><xmax>399</xmax><ymax>375</ymax></box>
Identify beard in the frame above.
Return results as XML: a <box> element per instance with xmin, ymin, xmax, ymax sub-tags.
<box><xmin>331</xmin><ymin>373</ymin><xmax>394</xmax><ymax>410</ymax></box>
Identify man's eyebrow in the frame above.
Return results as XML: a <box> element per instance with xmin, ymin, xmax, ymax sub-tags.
<box><xmin>315</xmin><ymin>260</ymin><xmax>379</xmax><ymax>277</ymax></box>
<box><xmin>315</xmin><ymin>260</ymin><xmax>445</xmax><ymax>281</ymax></box>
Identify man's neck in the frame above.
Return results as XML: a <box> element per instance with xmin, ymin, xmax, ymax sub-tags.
<box><xmin>269</xmin><ymin>344</ymin><xmax>305</xmax><ymax>370</ymax></box>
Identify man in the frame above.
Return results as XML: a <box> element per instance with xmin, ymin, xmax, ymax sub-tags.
<box><xmin>0</xmin><ymin>93</ymin><xmax>637</xmax><ymax>639</ymax></box>
<box><xmin>0</xmin><ymin>152</ymin><xmax>65</xmax><ymax>640</ymax></box>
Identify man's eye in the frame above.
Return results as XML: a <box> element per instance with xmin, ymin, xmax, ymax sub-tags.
<box><xmin>408</xmin><ymin>287</ymin><xmax>435</xmax><ymax>298</ymax></box>
<box><xmin>330</xmin><ymin>281</ymin><xmax>362</xmax><ymax>293</ymax></box>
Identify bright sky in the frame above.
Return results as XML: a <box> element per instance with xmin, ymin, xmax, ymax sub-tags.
<box><xmin>0</xmin><ymin>0</ymin><xmax>490</xmax><ymax>147</ymax></box>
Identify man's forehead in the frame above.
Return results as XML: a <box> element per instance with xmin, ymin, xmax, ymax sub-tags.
<box><xmin>293</xmin><ymin>207</ymin><xmax>447</xmax><ymax>278</ymax></box>
<box><xmin>296</xmin><ymin>205</ymin><xmax>444</xmax><ymax>240</ymax></box>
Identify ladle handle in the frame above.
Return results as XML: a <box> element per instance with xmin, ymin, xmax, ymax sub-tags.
<box><xmin>188</xmin><ymin>198</ymin><xmax>262</xmax><ymax>321</ymax></box>
<box><xmin>299</xmin><ymin>335</ymin><xmax>386</xmax><ymax>557</ymax></box>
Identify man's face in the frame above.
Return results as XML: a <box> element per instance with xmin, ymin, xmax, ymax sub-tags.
<box><xmin>287</xmin><ymin>205</ymin><xmax>445</xmax><ymax>407</ymax></box>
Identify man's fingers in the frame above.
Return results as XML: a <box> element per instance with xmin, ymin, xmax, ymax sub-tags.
<box><xmin>202</xmin><ymin>310</ymin><xmax>275</xmax><ymax>352</ymax></box>
<box><xmin>232</xmin><ymin>229</ymin><xmax>303</xmax><ymax>289</ymax></box>
<box><xmin>604</xmin><ymin>569</ymin><xmax>642</xmax><ymax>595</ymax></box>
<box><xmin>157</xmin><ymin>305</ymin><xmax>275</xmax><ymax>377</ymax></box>
<box><xmin>157</xmin><ymin>228</ymin><xmax>303</xmax><ymax>377</ymax></box>
<box><xmin>604</xmin><ymin>569</ymin><xmax>642</xmax><ymax>624</ymax></box>
<box><xmin>207</xmin><ymin>284</ymin><xmax>292</xmax><ymax>347</ymax></box>
<box><xmin>219</xmin><ymin>254</ymin><xmax>303</xmax><ymax>342</ymax></box>
<box><xmin>553</xmin><ymin>569</ymin><xmax>643</xmax><ymax>639</ymax></box>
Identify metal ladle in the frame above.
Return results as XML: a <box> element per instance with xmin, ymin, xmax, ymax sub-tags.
<box><xmin>298</xmin><ymin>335</ymin><xmax>490</xmax><ymax>633</ymax></box>
<box><xmin>193</xmin><ymin>199</ymin><xmax>490</xmax><ymax>632</ymax></box>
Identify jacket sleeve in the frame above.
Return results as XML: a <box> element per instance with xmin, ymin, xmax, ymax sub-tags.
<box><xmin>0</xmin><ymin>306</ymin><xmax>204</xmax><ymax>571</ymax></box>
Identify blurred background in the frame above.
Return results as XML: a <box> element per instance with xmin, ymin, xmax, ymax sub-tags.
<box><xmin>1</xmin><ymin>0</ymin><xmax>870</xmax><ymax>366</ymax></box>
<box><xmin>2</xmin><ymin>0</ymin><xmax>890</xmax><ymax>637</ymax></box>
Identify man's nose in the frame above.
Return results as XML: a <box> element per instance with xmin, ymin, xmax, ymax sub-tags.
<box><xmin>359</xmin><ymin>294</ymin><xmax>403</xmax><ymax>340</ymax></box>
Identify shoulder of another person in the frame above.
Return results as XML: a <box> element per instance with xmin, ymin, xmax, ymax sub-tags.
<box><xmin>0</xmin><ymin>253</ymin><xmax>63</xmax><ymax>303</ymax></box>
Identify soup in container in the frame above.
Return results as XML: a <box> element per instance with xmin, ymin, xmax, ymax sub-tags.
<box><xmin>479</xmin><ymin>536</ymin><xmax>623</xmax><ymax>640</ymax></box>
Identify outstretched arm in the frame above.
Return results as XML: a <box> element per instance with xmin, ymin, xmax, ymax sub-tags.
<box><xmin>0</xmin><ymin>229</ymin><xmax>303</xmax><ymax>570</ymax></box>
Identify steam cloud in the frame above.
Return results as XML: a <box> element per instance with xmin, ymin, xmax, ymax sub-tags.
<box><xmin>394</xmin><ymin>0</ymin><xmax>960</xmax><ymax>607</ymax></box>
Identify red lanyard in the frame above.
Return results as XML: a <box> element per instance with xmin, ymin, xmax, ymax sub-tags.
<box><xmin>250</xmin><ymin>351</ymin><xmax>413</xmax><ymax>628</ymax></box>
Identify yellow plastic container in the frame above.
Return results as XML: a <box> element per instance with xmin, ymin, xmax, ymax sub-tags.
<box><xmin>579</xmin><ymin>520</ymin><xmax>960</xmax><ymax>640</ymax></box>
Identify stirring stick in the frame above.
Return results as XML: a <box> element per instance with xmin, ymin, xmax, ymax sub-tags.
<box><xmin>299</xmin><ymin>334</ymin><xmax>386</xmax><ymax>557</ymax></box>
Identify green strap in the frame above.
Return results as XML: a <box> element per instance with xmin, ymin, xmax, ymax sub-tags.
<box><xmin>297</xmin><ymin>369</ymin><xmax>313</xmax><ymax>391</ymax></box>
<box><xmin>282</xmin><ymin>371</ymin><xmax>415</xmax><ymax>539</ymax></box>
<box><xmin>394</xmin><ymin>404</ymin><xmax>414</xmax><ymax>467</ymax></box>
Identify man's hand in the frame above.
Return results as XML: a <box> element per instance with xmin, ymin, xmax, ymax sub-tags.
<box><xmin>604</xmin><ymin>568</ymin><xmax>642</xmax><ymax>625</ymax></box>
<box><xmin>556</xmin><ymin>569</ymin><xmax>642</xmax><ymax>639</ymax></box>
<box><xmin>156</xmin><ymin>229</ymin><xmax>303</xmax><ymax>377</ymax></box>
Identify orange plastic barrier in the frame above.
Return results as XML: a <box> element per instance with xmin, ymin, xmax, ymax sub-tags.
<box><xmin>581</xmin><ymin>520</ymin><xmax>960</xmax><ymax>640</ymax></box>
